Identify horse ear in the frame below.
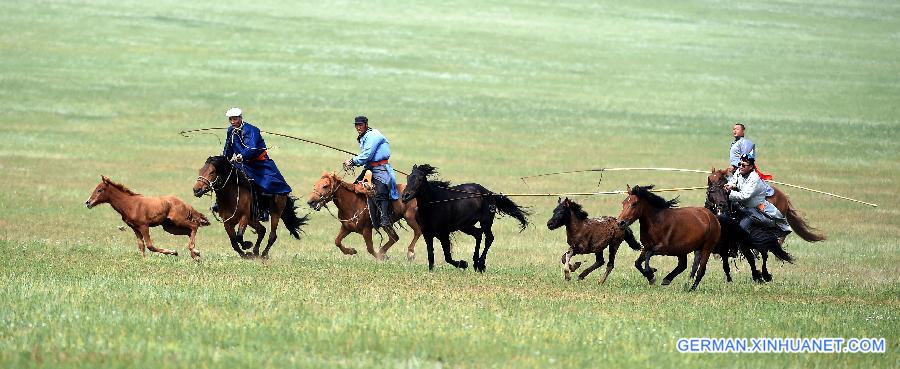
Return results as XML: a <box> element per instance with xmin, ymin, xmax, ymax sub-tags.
<box><xmin>710</xmin><ymin>166</ymin><xmax>716</xmax><ymax>173</ymax></box>
<box><xmin>557</xmin><ymin>197</ymin><xmax>562</xmax><ymax>203</ymax></box>
<box><xmin>322</xmin><ymin>171</ymin><xmax>329</xmax><ymax>177</ymax></box>
<box><xmin>101</xmin><ymin>175</ymin><xmax>110</xmax><ymax>183</ymax></box>
<box><xmin>626</xmin><ymin>184</ymin><xmax>631</xmax><ymax>194</ymax></box>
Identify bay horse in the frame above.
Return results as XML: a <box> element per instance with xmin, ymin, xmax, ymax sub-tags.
<box><xmin>548</xmin><ymin>197</ymin><xmax>643</xmax><ymax>283</ymax></box>
<box><xmin>306</xmin><ymin>171</ymin><xmax>422</xmax><ymax>260</ymax></box>
<box><xmin>401</xmin><ymin>164</ymin><xmax>530</xmax><ymax>272</ymax></box>
<box><xmin>193</xmin><ymin>156</ymin><xmax>308</xmax><ymax>258</ymax></box>
<box><xmin>616</xmin><ymin>184</ymin><xmax>721</xmax><ymax>291</ymax></box>
<box><xmin>706</xmin><ymin>168</ymin><xmax>797</xmax><ymax>282</ymax></box>
<box><xmin>85</xmin><ymin>175</ymin><xmax>208</xmax><ymax>259</ymax></box>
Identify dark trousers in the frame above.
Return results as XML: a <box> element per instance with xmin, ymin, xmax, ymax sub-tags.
<box><xmin>369</xmin><ymin>179</ymin><xmax>393</xmax><ymax>229</ymax></box>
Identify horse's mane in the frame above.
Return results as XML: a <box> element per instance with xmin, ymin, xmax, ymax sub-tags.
<box><xmin>103</xmin><ymin>177</ymin><xmax>139</xmax><ymax>195</ymax></box>
<box><xmin>567</xmin><ymin>200</ymin><xmax>589</xmax><ymax>220</ymax></box>
<box><xmin>414</xmin><ymin>164</ymin><xmax>452</xmax><ymax>188</ymax></box>
<box><xmin>325</xmin><ymin>172</ymin><xmax>356</xmax><ymax>191</ymax></box>
<box><xmin>632</xmin><ymin>184</ymin><xmax>679</xmax><ymax>209</ymax></box>
<box><xmin>207</xmin><ymin>155</ymin><xmax>231</xmax><ymax>175</ymax></box>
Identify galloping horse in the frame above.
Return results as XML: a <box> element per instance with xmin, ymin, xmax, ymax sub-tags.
<box><xmin>617</xmin><ymin>185</ymin><xmax>721</xmax><ymax>291</ymax></box>
<box><xmin>548</xmin><ymin>198</ymin><xmax>643</xmax><ymax>283</ymax></box>
<box><xmin>706</xmin><ymin>168</ymin><xmax>797</xmax><ymax>282</ymax></box>
<box><xmin>401</xmin><ymin>164</ymin><xmax>530</xmax><ymax>272</ymax></box>
<box><xmin>307</xmin><ymin>171</ymin><xmax>422</xmax><ymax>260</ymax></box>
<box><xmin>193</xmin><ymin>156</ymin><xmax>308</xmax><ymax>258</ymax></box>
<box><xmin>708</xmin><ymin>168</ymin><xmax>825</xmax><ymax>242</ymax></box>
<box><xmin>85</xmin><ymin>176</ymin><xmax>208</xmax><ymax>259</ymax></box>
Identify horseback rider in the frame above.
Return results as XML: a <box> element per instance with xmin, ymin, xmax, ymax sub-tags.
<box><xmin>725</xmin><ymin>154</ymin><xmax>791</xmax><ymax>236</ymax></box>
<box><xmin>343</xmin><ymin>115</ymin><xmax>398</xmax><ymax>230</ymax></box>
<box><xmin>729</xmin><ymin>122</ymin><xmax>774</xmax><ymax>196</ymax></box>
<box><xmin>222</xmin><ymin>107</ymin><xmax>292</xmax><ymax>221</ymax></box>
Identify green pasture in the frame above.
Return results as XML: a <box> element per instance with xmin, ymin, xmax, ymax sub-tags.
<box><xmin>1</xmin><ymin>0</ymin><xmax>898</xmax><ymax>367</ymax></box>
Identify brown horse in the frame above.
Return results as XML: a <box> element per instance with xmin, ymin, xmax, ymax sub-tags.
<box><xmin>85</xmin><ymin>176</ymin><xmax>208</xmax><ymax>259</ymax></box>
<box><xmin>548</xmin><ymin>198</ymin><xmax>643</xmax><ymax>283</ymax></box>
<box><xmin>307</xmin><ymin>171</ymin><xmax>421</xmax><ymax>260</ymax></box>
<box><xmin>709</xmin><ymin>168</ymin><xmax>825</xmax><ymax>242</ymax></box>
<box><xmin>617</xmin><ymin>184</ymin><xmax>721</xmax><ymax>291</ymax></box>
<box><xmin>193</xmin><ymin>156</ymin><xmax>308</xmax><ymax>258</ymax></box>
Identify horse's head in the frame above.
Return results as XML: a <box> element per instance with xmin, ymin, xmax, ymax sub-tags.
<box><xmin>402</xmin><ymin>164</ymin><xmax>436</xmax><ymax>203</ymax></box>
<box><xmin>193</xmin><ymin>156</ymin><xmax>230</xmax><ymax>197</ymax></box>
<box><xmin>307</xmin><ymin>171</ymin><xmax>340</xmax><ymax>211</ymax></box>
<box><xmin>547</xmin><ymin>197</ymin><xmax>589</xmax><ymax>230</ymax></box>
<box><xmin>617</xmin><ymin>184</ymin><xmax>678</xmax><ymax>229</ymax></box>
<box><xmin>706</xmin><ymin>167</ymin><xmax>730</xmax><ymax>216</ymax></box>
<box><xmin>85</xmin><ymin>176</ymin><xmax>113</xmax><ymax>208</ymax></box>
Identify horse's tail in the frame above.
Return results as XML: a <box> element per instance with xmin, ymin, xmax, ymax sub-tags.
<box><xmin>781</xmin><ymin>197</ymin><xmax>826</xmax><ymax>242</ymax></box>
<box><xmin>621</xmin><ymin>226</ymin><xmax>642</xmax><ymax>251</ymax></box>
<box><xmin>494</xmin><ymin>195</ymin><xmax>530</xmax><ymax>231</ymax></box>
<box><xmin>749</xmin><ymin>228</ymin><xmax>794</xmax><ymax>263</ymax></box>
<box><xmin>281</xmin><ymin>195</ymin><xmax>309</xmax><ymax>239</ymax></box>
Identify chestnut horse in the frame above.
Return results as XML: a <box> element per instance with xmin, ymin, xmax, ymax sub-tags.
<box><xmin>617</xmin><ymin>185</ymin><xmax>721</xmax><ymax>291</ymax></box>
<box><xmin>548</xmin><ymin>197</ymin><xmax>643</xmax><ymax>283</ymax></box>
<box><xmin>193</xmin><ymin>156</ymin><xmax>308</xmax><ymax>258</ymax></box>
<box><xmin>85</xmin><ymin>175</ymin><xmax>208</xmax><ymax>259</ymax></box>
<box><xmin>306</xmin><ymin>171</ymin><xmax>422</xmax><ymax>260</ymax></box>
<box><xmin>708</xmin><ymin>168</ymin><xmax>825</xmax><ymax>242</ymax></box>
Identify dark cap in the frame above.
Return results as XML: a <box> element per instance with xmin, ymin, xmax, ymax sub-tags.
<box><xmin>354</xmin><ymin>116</ymin><xmax>368</xmax><ymax>125</ymax></box>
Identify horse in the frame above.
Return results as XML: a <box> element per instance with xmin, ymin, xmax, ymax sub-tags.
<box><xmin>616</xmin><ymin>184</ymin><xmax>721</xmax><ymax>291</ymax></box>
<box><xmin>85</xmin><ymin>175</ymin><xmax>208</xmax><ymax>259</ymax></box>
<box><xmin>706</xmin><ymin>168</ymin><xmax>796</xmax><ymax>282</ymax></box>
<box><xmin>709</xmin><ymin>168</ymin><xmax>825</xmax><ymax>242</ymax></box>
<box><xmin>401</xmin><ymin>164</ymin><xmax>530</xmax><ymax>272</ymax></box>
<box><xmin>192</xmin><ymin>156</ymin><xmax>308</xmax><ymax>258</ymax></box>
<box><xmin>306</xmin><ymin>171</ymin><xmax>422</xmax><ymax>260</ymax></box>
<box><xmin>548</xmin><ymin>197</ymin><xmax>643</xmax><ymax>283</ymax></box>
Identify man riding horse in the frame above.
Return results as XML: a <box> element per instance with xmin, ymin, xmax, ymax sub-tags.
<box><xmin>221</xmin><ymin>107</ymin><xmax>292</xmax><ymax>221</ymax></box>
<box><xmin>342</xmin><ymin>115</ymin><xmax>398</xmax><ymax>230</ymax></box>
<box><xmin>728</xmin><ymin>122</ymin><xmax>774</xmax><ymax>197</ymax></box>
<box><xmin>726</xmin><ymin>154</ymin><xmax>792</xmax><ymax>238</ymax></box>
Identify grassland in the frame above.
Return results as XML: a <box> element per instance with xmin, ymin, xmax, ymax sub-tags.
<box><xmin>1</xmin><ymin>0</ymin><xmax>898</xmax><ymax>367</ymax></box>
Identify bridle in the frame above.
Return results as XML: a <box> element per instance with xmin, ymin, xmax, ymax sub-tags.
<box><xmin>312</xmin><ymin>176</ymin><xmax>369</xmax><ymax>225</ymax></box>
<box><xmin>197</xmin><ymin>163</ymin><xmax>240</xmax><ymax>223</ymax></box>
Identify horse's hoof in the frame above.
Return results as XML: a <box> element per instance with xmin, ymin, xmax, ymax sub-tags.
<box><xmin>763</xmin><ymin>274</ymin><xmax>773</xmax><ymax>282</ymax></box>
<box><xmin>458</xmin><ymin>260</ymin><xmax>468</xmax><ymax>269</ymax></box>
<box><xmin>407</xmin><ymin>252</ymin><xmax>415</xmax><ymax>261</ymax></box>
<box><xmin>648</xmin><ymin>277</ymin><xmax>657</xmax><ymax>285</ymax></box>
<box><xmin>661</xmin><ymin>279</ymin><xmax>672</xmax><ymax>286</ymax></box>
<box><xmin>172</xmin><ymin>251</ymin><xmax>179</xmax><ymax>256</ymax></box>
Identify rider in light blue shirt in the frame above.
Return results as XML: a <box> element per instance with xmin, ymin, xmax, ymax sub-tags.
<box><xmin>343</xmin><ymin>116</ymin><xmax>399</xmax><ymax>229</ymax></box>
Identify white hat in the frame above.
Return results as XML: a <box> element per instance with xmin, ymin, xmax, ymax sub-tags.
<box><xmin>225</xmin><ymin>107</ymin><xmax>242</xmax><ymax>118</ymax></box>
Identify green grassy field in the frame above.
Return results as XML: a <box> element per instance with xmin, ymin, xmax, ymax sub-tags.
<box><xmin>2</xmin><ymin>0</ymin><xmax>898</xmax><ymax>367</ymax></box>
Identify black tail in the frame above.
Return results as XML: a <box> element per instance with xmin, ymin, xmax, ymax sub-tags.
<box><xmin>621</xmin><ymin>226</ymin><xmax>642</xmax><ymax>250</ymax></box>
<box><xmin>494</xmin><ymin>195</ymin><xmax>530</xmax><ymax>231</ymax></box>
<box><xmin>749</xmin><ymin>228</ymin><xmax>794</xmax><ymax>263</ymax></box>
<box><xmin>768</xmin><ymin>241</ymin><xmax>795</xmax><ymax>263</ymax></box>
<box><xmin>280</xmin><ymin>196</ymin><xmax>309</xmax><ymax>239</ymax></box>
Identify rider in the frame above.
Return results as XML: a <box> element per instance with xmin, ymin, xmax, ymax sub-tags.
<box><xmin>725</xmin><ymin>154</ymin><xmax>791</xmax><ymax>236</ymax></box>
<box><xmin>222</xmin><ymin>107</ymin><xmax>292</xmax><ymax>221</ymax></box>
<box><xmin>343</xmin><ymin>115</ymin><xmax>398</xmax><ymax>230</ymax></box>
<box><xmin>729</xmin><ymin>122</ymin><xmax>774</xmax><ymax>197</ymax></box>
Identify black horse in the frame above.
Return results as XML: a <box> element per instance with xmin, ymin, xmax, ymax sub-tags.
<box><xmin>401</xmin><ymin>164</ymin><xmax>530</xmax><ymax>272</ymax></box>
<box><xmin>703</xmin><ymin>174</ymin><xmax>794</xmax><ymax>283</ymax></box>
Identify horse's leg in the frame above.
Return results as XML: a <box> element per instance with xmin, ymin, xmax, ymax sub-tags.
<box><xmin>722</xmin><ymin>254</ymin><xmax>732</xmax><ymax>282</ymax></box>
<box><xmin>643</xmin><ymin>250</ymin><xmax>656</xmax><ymax>284</ymax></box>
<box><xmin>438</xmin><ymin>234</ymin><xmax>467</xmax><ymax>270</ymax></box>
<box><xmin>424</xmin><ymin>235</ymin><xmax>436</xmax><ymax>271</ymax></box>
<box><xmin>634</xmin><ymin>249</ymin><xmax>655</xmax><ymax>284</ymax></box>
<box><xmin>132</xmin><ymin>227</ymin><xmax>146</xmax><ymax>257</ymax></box>
<box><xmin>478</xmin><ymin>225</ymin><xmax>495</xmax><ymax>273</ymax></box>
<box><xmin>237</xmin><ymin>218</ymin><xmax>253</xmax><ymax>251</ymax></box>
<box><xmin>248</xmin><ymin>219</ymin><xmax>266</xmax><ymax>256</ymax></box>
<box><xmin>260</xmin><ymin>210</ymin><xmax>281</xmax><ymax>259</ymax></box>
<box><xmin>141</xmin><ymin>226</ymin><xmax>178</xmax><ymax>256</ymax></box>
<box><xmin>690</xmin><ymin>248</ymin><xmax>714</xmax><ymax>291</ymax></box>
<box><xmin>224</xmin><ymin>222</ymin><xmax>247</xmax><ymax>258</ymax></box>
<box><xmin>404</xmin><ymin>213</ymin><xmax>421</xmax><ymax>261</ymax></box>
<box><xmin>662</xmin><ymin>254</ymin><xmax>688</xmax><ymax>286</ymax></box>
<box><xmin>187</xmin><ymin>226</ymin><xmax>201</xmax><ymax>260</ymax></box>
<box><xmin>362</xmin><ymin>227</ymin><xmax>378</xmax><ymax>259</ymax></box>
<box><xmin>598</xmin><ymin>244</ymin><xmax>619</xmax><ymax>285</ymax></box>
<box><xmin>578</xmin><ymin>252</ymin><xmax>605</xmax><ymax>281</ymax></box>
<box><xmin>334</xmin><ymin>226</ymin><xmax>357</xmax><ymax>255</ymax></box>
<box><xmin>460</xmin><ymin>225</ymin><xmax>483</xmax><ymax>272</ymax></box>
<box><xmin>741</xmin><ymin>245</ymin><xmax>763</xmax><ymax>282</ymax></box>
<box><xmin>689</xmin><ymin>250</ymin><xmax>700</xmax><ymax>278</ymax></box>
<box><xmin>377</xmin><ymin>225</ymin><xmax>400</xmax><ymax>260</ymax></box>
<box><xmin>761</xmin><ymin>250</ymin><xmax>773</xmax><ymax>282</ymax></box>
<box><xmin>561</xmin><ymin>249</ymin><xmax>574</xmax><ymax>280</ymax></box>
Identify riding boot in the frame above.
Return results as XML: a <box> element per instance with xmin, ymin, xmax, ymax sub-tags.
<box><xmin>367</xmin><ymin>197</ymin><xmax>382</xmax><ymax>229</ymax></box>
<box><xmin>377</xmin><ymin>199</ymin><xmax>393</xmax><ymax>230</ymax></box>
<box><xmin>257</xmin><ymin>192</ymin><xmax>271</xmax><ymax>222</ymax></box>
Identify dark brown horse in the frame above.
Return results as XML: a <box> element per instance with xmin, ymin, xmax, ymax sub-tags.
<box><xmin>617</xmin><ymin>185</ymin><xmax>721</xmax><ymax>291</ymax></box>
<box><xmin>548</xmin><ymin>198</ymin><xmax>642</xmax><ymax>283</ymax></box>
<box><xmin>85</xmin><ymin>176</ymin><xmax>208</xmax><ymax>259</ymax></box>
<box><xmin>193</xmin><ymin>156</ymin><xmax>308</xmax><ymax>258</ymax></box>
<box><xmin>306</xmin><ymin>171</ymin><xmax>422</xmax><ymax>260</ymax></box>
<box><xmin>709</xmin><ymin>168</ymin><xmax>825</xmax><ymax>242</ymax></box>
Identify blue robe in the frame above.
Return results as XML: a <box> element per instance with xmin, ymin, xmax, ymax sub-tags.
<box><xmin>350</xmin><ymin>128</ymin><xmax>399</xmax><ymax>200</ymax></box>
<box><xmin>223</xmin><ymin>122</ymin><xmax>292</xmax><ymax>194</ymax></box>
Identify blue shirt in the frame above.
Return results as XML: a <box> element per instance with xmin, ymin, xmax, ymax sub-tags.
<box><xmin>223</xmin><ymin>122</ymin><xmax>292</xmax><ymax>194</ymax></box>
<box><xmin>350</xmin><ymin>128</ymin><xmax>399</xmax><ymax>200</ymax></box>
<box><xmin>729</xmin><ymin>137</ymin><xmax>755</xmax><ymax>168</ymax></box>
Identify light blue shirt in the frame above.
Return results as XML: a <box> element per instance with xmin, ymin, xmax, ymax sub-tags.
<box><xmin>729</xmin><ymin>137</ymin><xmax>755</xmax><ymax>168</ymax></box>
<box><xmin>351</xmin><ymin>128</ymin><xmax>399</xmax><ymax>200</ymax></box>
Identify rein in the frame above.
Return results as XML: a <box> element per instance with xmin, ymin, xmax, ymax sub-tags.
<box><xmin>313</xmin><ymin>176</ymin><xmax>369</xmax><ymax>224</ymax></box>
<box><xmin>199</xmin><ymin>164</ymin><xmax>241</xmax><ymax>223</ymax></box>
